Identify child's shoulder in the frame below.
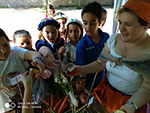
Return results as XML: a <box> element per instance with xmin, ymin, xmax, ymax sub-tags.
<box><xmin>103</xmin><ymin>32</ymin><xmax>110</xmax><ymax>37</ymax></box>
<box><xmin>60</xmin><ymin>38</ymin><xmax>65</xmax><ymax>43</ymax></box>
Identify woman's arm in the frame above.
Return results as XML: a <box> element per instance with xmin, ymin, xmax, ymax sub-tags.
<box><xmin>67</xmin><ymin>56</ymin><xmax>106</xmax><ymax>77</ymax></box>
<box><xmin>67</xmin><ymin>44</ymin><xmax>110</xmax><ymax>76</ymax></box>
<box><xmin>67</xmin><ymin>44</ymin><xmax>109</xmax><ymax>76</ymax></box>
<box><xmin>120</xmin><ymin>75</ymin><xmax>150</xmax><ymax>112</ymax></box>
<box><xmin>81</xmin><ymin>58</ymin><xmax>106</xmax><ymax>74</ymax></box>
<box><xmin>81</xmin><ymin>43</ymin><xmax>109</xmax><ymax>74</ymax></box>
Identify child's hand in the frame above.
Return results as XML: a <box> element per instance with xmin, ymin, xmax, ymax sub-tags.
<box><xmin>21</xmin><ymin>70</ymin><xmax>33</xmax><ymax>90</ymax></box>
<box><xmin>58</xmin><ymin>46</ymin><xmax>66</xmax><ymax>59</ymax></box>
<box><xmin>31</xmin><ymin>57</ymin><xmax>45</xmax><ymax>76</ymax></box>
<box><xmin>41</xmin><ymin>69</ymin><xmax>52</xmax><ymax>79</ymax></box>
<box><xmin>43</xmin><ymin>52</ymin><xmax>61</xmax><ymax>69</ymax></box>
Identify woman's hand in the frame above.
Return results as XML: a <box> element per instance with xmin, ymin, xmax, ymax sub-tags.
<box><xmin>43</xmin><ymin>52</ymin><xmax>61</xmax><ymax>69</ymax></box>
<box><xmin>66</xmin><ymin>65</ymin><xmax>83</xmax><ymax>76</ymax></box>
<box><xmin>119</xmin><ymin>104</ymin><xmax>135</xmax><ymax>113</ymax></box>
<box><xmin>21</xmin><ymin>70</ymin><xmax>33</xmax><ymax>90</ymax></box>
<box><xmin>58</xmin><ymin>46</ymin><xmax>66</xmax><ymax>59</ymax></box>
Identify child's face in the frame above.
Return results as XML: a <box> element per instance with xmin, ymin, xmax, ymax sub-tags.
<box><xmin>82</xmin><ymin>12</ymin><xmax>100</xmax><ymax>38</ymax></box>
<box><xmin>68</xmin><ymin>24</ymin><xmax>81</xmax><ymax>42</ymax></box>
<box><xmin>99</xmin><ymin>12</ymin><xmax>107</xmax><ymax>28</ymax></box>
<box><xmin>0</xmin><ymin>36</ymin><xmax>11</xmax><ymax>61</ymax></box>
<box><xmin>15</xmin><ymin>36</ymin><xmax>32</xmax><ymax>50</ymax></box>
<box><xmin>57</xmin><ymin>18</ymin><xmax>66</xmax><ymax>32</ymax></box>
<box><xmin>47</xmin><ymin>9</ymin><xmax>54</xmax><ymax>16</ymax></box>
<box><xmin>43</xmin><ymin>25</ymin><xmax>58</xmax><ymax>44</ymax></box>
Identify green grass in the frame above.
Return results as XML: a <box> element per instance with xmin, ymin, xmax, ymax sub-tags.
<box><xmin>0</xmin><ymin>6</ymin><xmax>9</xmax><ymax>8</ymax></box>
<box><xmin>76</xmin><ymin>5</ymin><xmax>82</xmax><ymax>9</ymax></box>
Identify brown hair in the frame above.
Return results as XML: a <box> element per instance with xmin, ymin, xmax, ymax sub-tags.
<box><xmin>0</xmin><ymin>28</ymin><xmax>10</xmax><ymax>41</ymax></box>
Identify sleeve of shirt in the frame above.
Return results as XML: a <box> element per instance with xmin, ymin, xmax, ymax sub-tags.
<box><xmin>35</xmin><ymin>40</ymin><xmax>45</xmax><ymax>52</ymax></box>
<box><xmin>103</xmin><ymin>32</ymin><xmax>110</xmax><ymax>42</ymax></box>
<box><xmin>12</xmin><ymin>46</ymin><xmax>28</xmax><ymax>59</ymax></box>
<box><xmin>75</xmin><ymin>41</ymin><xmax>87</xmax><ymax>65</ymax></box>
<box><xmin>65</xmin><ymin>43</ymin><xmax>70</xmax><ymax>53</ymax></box>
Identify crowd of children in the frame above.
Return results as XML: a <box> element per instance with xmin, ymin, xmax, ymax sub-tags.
<box><xmin>1</xmin><ymin>0</ymin><xmax>150</xmax><ymax>113</ymax></box>
<box><xmin>0</xmin><ymin>2</ymin><xmax>109</xmax><ymax>112</ymax></box>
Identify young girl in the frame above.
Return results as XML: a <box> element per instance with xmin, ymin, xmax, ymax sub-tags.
<box><xmin>58</xmin><ymin>18</ymin><xmax>83</xmax><ymax>70</ymax></box>
<box><xmin>36</xmin><ymin>18</ymin><xmax>64</xmax><ymax>82</ymax></box>
<box><xmin>54</xmin><ymin>12</ymin><xmax>68</xmax><ymax>39</ymax></box>
<box><xmin>46</xmin><ymin>4</ymin><xmax>55</xmax><ymax>18</ymax></box>
<box><xmin>58</xmin><ymin>18</ymin><xmax>84</xmax><ymax>89</ymax></box>
<box><xmin>0</xmin><ymin>28</ymin><xmax>47</xmax><ymax>113</ymax></box>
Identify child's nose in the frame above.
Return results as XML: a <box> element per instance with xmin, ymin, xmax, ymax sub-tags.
<box><xmin>86</xmin><ymin>24</ymin><xmax>90</xmax><ymax>30</ymax></box>
<box><xmin>72</xmin><ymin>31</ymin><xmax>75</xmax><ymax>35</ymax></box>
<box><xmin>48</xmin><ymin>33</ymin><xmax>52</xmax><ymax>37</ymax></box>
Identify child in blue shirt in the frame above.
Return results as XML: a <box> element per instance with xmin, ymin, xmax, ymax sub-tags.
<box><xmin>36</xmin><ymin>18</ymin><xmax>64</xmax><ymax>82</ymax></box>
<box><xmin>75</xmin><ymin>2</ymin><xmax>110</xmax><ymax>90</ymax></box>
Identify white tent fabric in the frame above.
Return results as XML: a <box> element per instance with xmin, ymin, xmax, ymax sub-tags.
<box><xmin>112</xmin><ymin>0</ymin><xmax>128</xmax><ymax>35</ymax></box>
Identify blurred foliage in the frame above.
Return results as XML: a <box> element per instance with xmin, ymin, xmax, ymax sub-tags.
<box><xmin>76</xmin><ymin>5</ymin><xmax>82</xmax><ymax>9</ymax></box>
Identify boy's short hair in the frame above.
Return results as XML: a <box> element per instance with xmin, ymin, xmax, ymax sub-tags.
<box><xmin>13</xmin><ymin>30</ymin><xmax>31</xmax><ymax>43</ymax></box>
<box><xmin>102</xmin><ymin>7</ymin><xmax>107</xmax><ymax>14</ymax></box>
<box><xmin>81</xmin><ymin>2</ymin><xmax>102</xmax><ymax>22</ymax></box>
